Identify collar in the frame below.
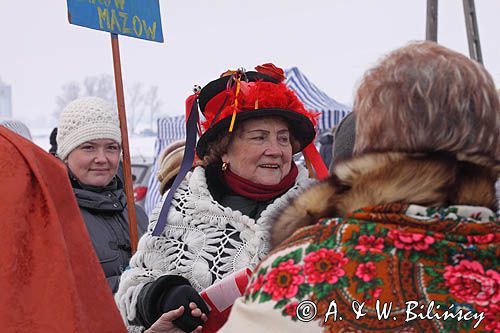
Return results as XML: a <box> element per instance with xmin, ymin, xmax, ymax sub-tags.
<box><xmin>271</xmin><ymin>152</ymin><xmax>498</xmax><ymax>247</ymax></box>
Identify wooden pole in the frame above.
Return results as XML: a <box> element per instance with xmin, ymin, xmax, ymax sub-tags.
<box><xmin>463</xmin><ymin>0</ymin><xmax>483</xmax><ymax>64</ymax></box>
<box><xmin>110</xmin><ymin>33</ymin><xmax>139</xmax><ymax>254</ymax></box>
<box><xmin>426</xmin><ymin>0</ymin><xmax>438</xmax><ymax>42</ymax></box>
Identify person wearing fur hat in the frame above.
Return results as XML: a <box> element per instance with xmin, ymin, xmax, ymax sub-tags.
<box><xmin>57</xmin><ymin>96</ymin><xmax>148</xmax><ymax>294</ymax></box>
<box><xmin>157</xmin><ymin>140</ymin><xmax>186</xmax><ymax>195</ymax></box>
<box><xmin>115</xmin><ymin>64</ymin><xmax>326</xmax><ymax>332</ymax></box>
<box><xmin>221</xmin><ymin>42</ymin><xmax>500</xmax><ymax>332</ymax></box>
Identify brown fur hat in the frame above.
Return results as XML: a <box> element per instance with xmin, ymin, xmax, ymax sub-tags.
<box><xmin>157</xmin><ymin>140</ymin><xmax>185</xmax><ymax>195</ymax></box>
<box><xmin>354</xmin><ymin>41</ymin><xmax>500</xmax><ymax>165</ymax></box>
<box><xmin>271</xmin><ymin>152</ymin><xmax>499</xmax><ymax>247</ymax></box>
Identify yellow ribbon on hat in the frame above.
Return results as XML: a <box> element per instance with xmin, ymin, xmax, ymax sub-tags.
<box><xmin>228</xmin><ymin>77</ymin><xmax>241</xmax><ymax>132</ymax></box>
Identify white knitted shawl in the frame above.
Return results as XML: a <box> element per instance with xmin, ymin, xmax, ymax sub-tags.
<box><xmin>115</xmin><ymin>165</ymin><xmax>313</xmax><ymax>323</ymax></box>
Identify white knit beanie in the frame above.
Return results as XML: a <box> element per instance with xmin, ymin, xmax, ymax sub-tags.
<box><xmin>56</xmin><ymin>96</ymin><xmax>121</xmax><ymax>160</ymax></box>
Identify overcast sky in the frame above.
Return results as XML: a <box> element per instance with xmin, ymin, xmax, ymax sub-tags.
<box><xmin>1</xmin><ymin>0</ymin><xmax>499</xmax><ymax>130</ymax></box>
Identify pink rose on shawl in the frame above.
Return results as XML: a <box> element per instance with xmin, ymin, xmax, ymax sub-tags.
<box><xmin>467</xmin><ymin>233</ymin><xmax>496</xmax><ymax>244</ymax></box>
<box><xmin>477</xmin><ymin>303</ymin><xmax>500</xmax><ymax>333</ymax></box>
<box><xmin>304</xmin><ymin>248</ymin><xmax>348</xmax><ymax>284</ymax></box>
<box><xmin>249</xmin><ymin>274</ymin><xmax>266</xmax><ymax>293</ymax></box>
<box><xmin>388</xmin><ymin>229</ymin><xmax>435</xmax><ymax>251</ymax></box>
<box><xmin>284</xmin><ymin>301</ymin><xmax>299</xmax><ymax>317</ymax></box>
<box><xmin>355</xmin><ymin>262</ymin><xmax>377</xmax><ymax>282</ymax></box>
<box><xmin>433</xmin><ymin>232</ymin><xmax>445</xmax><ymax>240</ymax></box>
<box><xmin>366</xmin><ymin>287</ymin><xmax>383</xmax><ymax>305</ymax></box>
<box><xmin>354</xmin><ymin>235</ymin><xmax>385</xmax><ymax>254</ymax></box>
<box><xmin>263</xmin><ymin>259</ymin><xmax>304</xmax><ymax>301</ymax></box>
<box><xmin>444</xmin><ymin>260</ymin><xmax>500</xmax><ymax>306</ymax></box>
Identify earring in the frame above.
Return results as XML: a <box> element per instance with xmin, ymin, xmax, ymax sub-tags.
<box><xmin>222</xmin><ymin>162</ymin><xmax>229</xmax><ymax>171</ymax></box>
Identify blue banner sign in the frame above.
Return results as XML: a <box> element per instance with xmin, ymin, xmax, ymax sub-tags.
<box><xmin>67</xmin><ymin>0</ymin><xmax>164</xmax><ymax>43</ymax></box>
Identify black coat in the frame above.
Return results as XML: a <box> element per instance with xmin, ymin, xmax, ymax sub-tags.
<box><xmin>71</xmin><ymin>175</ymin><xmax>148</xmax><ymax>293</ymax></box>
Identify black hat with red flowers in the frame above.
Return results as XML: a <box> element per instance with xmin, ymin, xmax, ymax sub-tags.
<box><xmin>152</xmin><ymin>63</ymin><xmax>327</xmax><ymax>236</ymax></box>
<box><xmin>195</xmin><ymin>63</ymin><xmax>318</xmax><ymax>158</ymax></box>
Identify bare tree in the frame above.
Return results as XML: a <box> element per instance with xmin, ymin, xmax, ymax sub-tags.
<box><xmin>53</xmin><ymin>81</ymin><xmax>81</xmax><ymax>119</ymax></box>
<box><xmin>54</xmin><ymin>75</ymin><xmax>162</xmax><ymax>134</ymax></box>
<box><xmin>53</xmin><ymin>75</ymin><xmax>116</xmax><ymax>119</ymax></box>
<box><xmin>146</xmin><ymin>86</ymin><xmax>162</xmax><ymax>132</ymax></box>
<box><xmin>126</xmin><ymin>82</ymin><xmax>146</xmax><ymax>134</ymax></box>
<box><xmin>83</xmin><ymin>75</ymin><xmax>116</xmax><ymax>103</ymax></box>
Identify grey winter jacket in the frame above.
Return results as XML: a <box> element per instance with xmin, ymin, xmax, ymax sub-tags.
<box><xmin>71</xmin><ymin>176</ymin><xmax>148</xmax><ymax>293</ymax></box>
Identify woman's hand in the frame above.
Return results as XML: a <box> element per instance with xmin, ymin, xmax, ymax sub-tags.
<box><xmin>145</xmin><ymin>303</ymin><xmax>208</xmax><ymax>333</ymax></box>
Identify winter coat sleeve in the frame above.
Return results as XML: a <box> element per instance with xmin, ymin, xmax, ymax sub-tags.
<box><xmin>135</xmin><ymin>204</ymin><xmax>149</xmax><ymax>236</ymax></box>
<box><xmin>107</xmin><ymin>274</ymin><xmax>121</xmax><ymax>294</ymax></box>
<box><xmin>132</xmin><ymin>275</ymin><xmax>191</xmax><ymax>327</ymax></box>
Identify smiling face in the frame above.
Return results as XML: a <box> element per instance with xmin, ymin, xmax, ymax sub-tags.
<box><xmin>66</xmin><ymin>139</ymin><xmax>121</xmax><ymax>187</ymax></box>
<box><xmin>222</xmin><ymin>117</ymin><xmax>293</xmax><ymax>185</ymax></box>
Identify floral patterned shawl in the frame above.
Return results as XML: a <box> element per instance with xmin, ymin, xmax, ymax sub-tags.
<box><xmin>221</xmin><ymin>203</ymin><xmax>499</xmax><ymax>333</ymax></box>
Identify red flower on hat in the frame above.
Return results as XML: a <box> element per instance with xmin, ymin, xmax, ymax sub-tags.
<box><xmin>200</xmin><ymin>81</ymin><xmax>317</xmax><ymax>132</ymax></box>
<box><xmin>255</xmin><ymin>63</ymin><xmax>286</xmax><ymax>82</ymax></box>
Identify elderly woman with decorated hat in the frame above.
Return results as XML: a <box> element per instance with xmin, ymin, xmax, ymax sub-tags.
<box><xmin>221</xmin><ymin>42</ymin><xmax>500</xmax><ymax>332</ymax></box>
<box><xmin>115</xmin><ymin>64</ymin><xmax>326</xmax><ymax>332</ymax></box>
<box><xmin>57</xmin><ymin>96</ymin><xmax>149</xmax><ymax>294</ymax></box>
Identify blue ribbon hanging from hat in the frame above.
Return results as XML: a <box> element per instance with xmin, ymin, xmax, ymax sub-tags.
<box><xmin>152</xmin><ymin>90</ymin><xmax>200</xmax><ymax>236</ymax></box>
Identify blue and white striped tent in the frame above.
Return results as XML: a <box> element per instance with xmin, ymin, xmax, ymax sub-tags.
<box><xmin>285</xmin><ymin>67</ymin><xmax>351</xmax><ymax>133</ymax></box>
<box><xmin>144</xmin><ymin>116</ymin><xmax>186</xmax><ymax>213</ymax></box>
<box><xmin>144</xmin><ymin>68</ymin><xmax>351</xmax><ymax>214</ymax></box>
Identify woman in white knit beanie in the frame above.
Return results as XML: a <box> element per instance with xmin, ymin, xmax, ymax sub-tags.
<box><xmin>57</xmin><ymin>96</ymin><xmax>148</xmax><ymax>294</ymax></box>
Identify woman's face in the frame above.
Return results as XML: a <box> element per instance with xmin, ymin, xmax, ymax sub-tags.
<box><xmin>222</xmin><ymin>117</ymin><xmax>293</xmax><ymax>185</ymax></box>
<box><xmin>67</xmin><ymin>139</ymin><xmax>121</xmax><ymax>187</ymax></box>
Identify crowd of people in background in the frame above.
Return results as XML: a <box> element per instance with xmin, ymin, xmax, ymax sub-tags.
<box><xmin>1</xmin><ymin>41</ymin><xmax>499</xmax><ymax>333</ymax></box>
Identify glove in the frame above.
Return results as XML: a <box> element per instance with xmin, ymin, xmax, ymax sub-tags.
<box><xmin>161</xmin><ymin>284</ymin><xmax>210</xmax><ymax>332</ymax></box>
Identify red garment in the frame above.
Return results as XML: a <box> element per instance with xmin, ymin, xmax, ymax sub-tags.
<box><xmin>200</xmin><ymin>268</ymin><xmax>252</xmax><ymax>333</ymax></box>
<box><xmin>223</xmin><ymin>162</ymin><xmax>298</xmax><ymax>201</ymax></box>
<box><xmin>0</xmin><ymin>128</ymin><xmax>126</xmax><ymax>333</ymax></box>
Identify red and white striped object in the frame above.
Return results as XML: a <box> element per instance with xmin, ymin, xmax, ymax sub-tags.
<box><xmin>200</xmin><ymin>268</ymin><xmax>252</xmax><ymax>333</ymax></box>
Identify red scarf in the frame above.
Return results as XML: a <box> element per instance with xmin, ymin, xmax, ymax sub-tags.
<box><xmin>223</xmin><ymin>162</ymin><xmax>298</xmax><ymax>201</ymax></box>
